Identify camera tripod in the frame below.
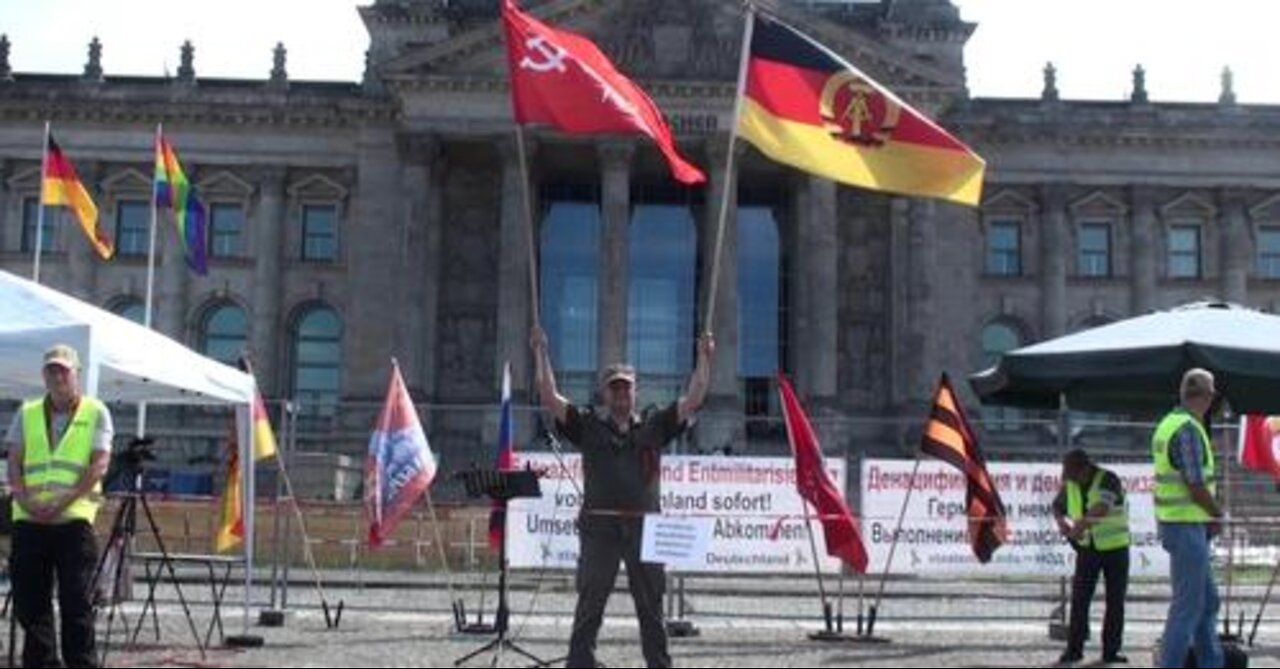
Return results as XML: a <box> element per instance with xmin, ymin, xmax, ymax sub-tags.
<box><xmin>90</xmin><ymin>442</ymin><xmax>205</xmax><ymax>663</ymax></box>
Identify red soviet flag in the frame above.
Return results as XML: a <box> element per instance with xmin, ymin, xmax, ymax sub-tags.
<box><xmin>778</xmin><ymin>374</ymin><xmax>869</xmax><ymax>573</ymax></box>
<box><xmin>1241</xmin><ymin>415</ymin><xmax>1280</xmax><ymax>480</ymax></box>
<box><xmin>500</xmin><ymin>0</ymin><xmax>705</xmax><ymax>185</ymax></box>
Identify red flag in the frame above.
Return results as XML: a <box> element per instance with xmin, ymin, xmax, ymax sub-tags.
<box><xmin>1240</xmin><ymin>415</ymin><xmax>1280</xmax><ymax>480</ymax></box>
<box><xmin>500</xmin><ymin>0</ymin><xmax>705</xmax><ymax>185</ymax></box>
<box><xmin>778</xmin><ymin>374</ymin><xmax>868</xmax><ymax>573</ymax></box>
<box><xmin>365</xmin><ymin>363</ymin><xmax>438</xmax><ymax>549</ymax></box>
<box><xmin>920</xmin><ymin>373</ymin><xmax>1008</xmax><ymax>564</ymax></box>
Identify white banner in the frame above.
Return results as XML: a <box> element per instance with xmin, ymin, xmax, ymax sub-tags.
<box><xmin>861</xmin><ymin>459</ymin><xmax>1166</xmax><ymax>576</ymax></box>
<box><xmin>506</xmin><ymin>453</ymin><xmax>847</xmax><ymax>574</ymax></box>
<box><xmin>641</xmin><ymin>515</ymin><xmax>713</xmax><ymax>570</ymax></box>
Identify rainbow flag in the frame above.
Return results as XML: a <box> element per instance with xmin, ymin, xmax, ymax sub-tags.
<box><xmin>154</xmin><ymin>131</ymin><xmax>208</xmax><ymax>274</ymax></box>
<box><xmin>737</xmin><ymin>13</ymin><xmax>985</xmax><ymax>206</ymax></box>
<box><xmin>42</xmin><ymin>134</ymin><xmax>112</xmax><ymax>258</ymax></box>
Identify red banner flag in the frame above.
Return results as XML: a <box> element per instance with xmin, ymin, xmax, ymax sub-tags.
<box><xmin>778</xmin><ymin>374</ymin><xmax>869</xmax><ymax>573</ymax></box>
<box><xmin>365</xmin><ymin>363</ymin><xmax>438</xmax><ymax>549</ymax></box>
<box><xmin>500</xmin><ymin>0</ymin><xmax>705</xmax><ymax>185</ymax></box>
<box><xmin>1241</xmin><ymin>415</ymin><xmax>1280</xmax><ymax>480</ymax></box>
<box><xmin>919</xmin><ymin>373</ymin><xmax>1008</xmax><ymax>564</ymax></box>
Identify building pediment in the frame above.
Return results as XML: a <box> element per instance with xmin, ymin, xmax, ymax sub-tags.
<box><xmin>368</xmin><ymin>0</ymin><xmax>967</xmax><ymax>95</ymax></box>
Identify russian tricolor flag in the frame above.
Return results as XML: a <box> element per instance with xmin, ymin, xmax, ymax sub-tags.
<box><xmin>365</xmin><ymin>361</ymin><xmax>437</xmax><ymax>548</ymax></box>
<box><xmin>489</xmin><ymin>362</ymin><xmax>516</xmax><ymax>552</ymax></box>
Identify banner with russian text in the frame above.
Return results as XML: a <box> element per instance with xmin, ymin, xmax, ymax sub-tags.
<box><xmin>861</xmin><ymin>459</ymin><xmax>1164</xmax><ymax>576</ymax></box>
<box><xmin>506</xmin><ymin>453</ymin><xmax>847</xmax><ymax>573</ymax></box>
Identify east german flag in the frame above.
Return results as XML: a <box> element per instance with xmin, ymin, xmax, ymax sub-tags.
<box><xmin>737</xmin><ymin>13</ymin><xmax>985</xmax><ymax>207</ymax></box>
<box><xmin>920</xmin><ymin>373</ymin><xmax>1009</xmax><ymax>563</ymax></box>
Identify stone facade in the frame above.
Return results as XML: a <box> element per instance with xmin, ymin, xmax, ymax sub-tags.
<box><xmin>2</xmin><ymin>0</ymin><xmax>1279</xmax><ymax>466</ymax></box>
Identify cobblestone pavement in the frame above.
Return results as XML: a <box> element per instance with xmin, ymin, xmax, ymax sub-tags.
<box><xmin>19</xmin><ymin>573</ymin><xmax>1280</xmax><ymax>667</ymax></box>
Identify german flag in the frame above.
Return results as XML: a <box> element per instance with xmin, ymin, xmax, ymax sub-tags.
<box><xmin>237</xmin><ymin>356</ymin><xmax>279</xmax><ymax>462</ymax></box>
<box><xmin>920</xmin><ymin>373</ymin><xmax>1008</xmax><ymax>563</ymax></box>
<box><xmin>737</xmin><ymin>13</ymin><xmax>985</xmax><ymax>207</ymax></box>
<box><xmin>42</xmin><ymin>134</ymin><xmax>112</xmax><ymax>259</ymax></box>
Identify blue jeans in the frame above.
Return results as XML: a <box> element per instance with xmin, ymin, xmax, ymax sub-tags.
<box><xmin>1159</xmin><ymin>522</ymin><xmax>1222</xmax><ymax>668</ymax></box>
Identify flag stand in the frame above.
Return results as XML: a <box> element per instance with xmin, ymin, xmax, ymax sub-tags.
<box><xmin>266</xmin><ymin>452</ymin><xmax>345</xmax><ymax>630</ymax></box>
<box><xmin>1248</xmin><ymin>549</ymin><xmax>1280</xmax><ymax>645</ymax></box>
<box><xmin>864</xmin><ymin>453</ymin><xmax>925</xmax><ymax>643</ymax></box>
<box><xmin>801</xmin><ymin>501</ymin><xmax>885</xmax><ymax>644</ymax></box>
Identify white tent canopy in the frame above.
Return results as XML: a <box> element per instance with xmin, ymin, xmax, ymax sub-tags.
<box><xmin>0</xmin><ymin>269</ymin><xmax>261</xmax><ymax>635</ymax></box>
<box><xmin>0</xmin><ymin>270</ymin><xmax>255</xmax><ymax>404</ymax></box>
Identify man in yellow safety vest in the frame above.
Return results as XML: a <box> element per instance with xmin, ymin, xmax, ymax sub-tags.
<box><xmin>1153</xmin><ymin>368</ymin><xmax>1223</xmax><ymax>668</ymax></box>
<box><xmin>4</xmin><ymin>344</ymin><xmax>113</xmax><ymax>668</ymax></box>
<box><xmin>1053</xmin><ymin>449</ymin><xmax>1130</xmax><ymax>666</ymax></box>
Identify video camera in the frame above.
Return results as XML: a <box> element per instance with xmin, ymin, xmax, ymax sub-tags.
<box><xmin>119</xmin><ymin>436</ymin><xmax>157</xmax><ymax>469</ymax></box>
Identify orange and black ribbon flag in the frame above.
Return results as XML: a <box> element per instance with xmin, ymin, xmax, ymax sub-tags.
<box><xmin>736</xmin><ymin>12</ymin><xmax>986</xmax><ymax>207</ymax></box>
<box><xmin>42</xmin><ymin>133</ymin><xmax>112</xmax><ymax>259</ymax></box>
<box><xmin>920</xmin><ymin>373</ymin><xmax>1008</xmax><ymax>563</ymax></box>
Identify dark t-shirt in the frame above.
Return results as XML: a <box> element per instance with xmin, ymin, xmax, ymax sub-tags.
<box><xmin>557</xmin><ymin>402</ymin><xmax>686</xmax><ymax>514</ymax></box>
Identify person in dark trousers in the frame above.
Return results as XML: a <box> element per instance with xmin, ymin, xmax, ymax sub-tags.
<box><xmin>1053</xmin><ymin>449</ymin><xmax>1131</xmax><ymax>666</ymax></box>
<box><xmin>4</xmin><ymin>344</ymin><xmax>113</xmax><ymax>668</ymax></box>
<box><xmin>532</xmin><ymin>325</ymin><xmax>714</xmax><ymax>669</ymax></box>
<box><xmin>1154</xmin><ymin>368</ymin><xmax>1224</xmax><ymax>668</ymax></box>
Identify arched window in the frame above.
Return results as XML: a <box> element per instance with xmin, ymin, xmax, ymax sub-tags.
<box><xmin>980</xmin><ymin>322</ymin><xmax>1023</xmax><ymax>431</ymax></box>
<box><xmin>200</xmin><ymin>302</ymin><xmax>247</xmax><ymax>366</ymax></box>
<box><xmin>291</xmin><ymin>305</ymin><xmax>342</xmax><ymax>413</ymax></box>
<box><xmin>628</xmin><ymin>202</ymin><xmax>697</xmax><ymax>406</ymax></box>
<box><xmin>539</xmin><ymin>191</ymin><xmax>601</xmax><ymax>403</ymax></box>
<box><xmin>109</xmin><ymin>297</ymin><xmax>146</xmax><ymax>325</ymax></box>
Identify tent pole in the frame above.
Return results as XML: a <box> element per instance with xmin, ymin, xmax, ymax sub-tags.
<box><xmin>1058</xmin><ymin>393</ymin><xmax>1070</xmax><ymax>452</ymax></box>
<box><xmin>1223</xmin><ymin>415</ymin><xmax>1236</xmax><ymax>635</ymax></box>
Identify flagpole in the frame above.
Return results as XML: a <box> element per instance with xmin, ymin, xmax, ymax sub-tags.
<box><xmin>702</xmin><ymin>6</ymin><xmax>755</xmax><ymax>335</ymax></box>
<box><xmin>33</xmin><ymin>121</ymin><xmax>51</xmax><ymax>284</ymax></box>
<box><xmin>867</xmin><ymin>452</ymin><xmax>922</xmax><ymax>637</ymax></box>
<box><xmin>801</xmin><ymin>499</ymin><xmax>834</xmax><ymax>635</ymax></box>
<box><xmin>135</xmin><ymin>123</ymin><xmax>163</xmax><ymax>439</ymax></box>
<box><xmin>514</xmin><ymin>124</ymin><xmax>542</xmax><ymax>328</ymax></box>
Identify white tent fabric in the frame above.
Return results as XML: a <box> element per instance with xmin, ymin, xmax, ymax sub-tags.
<box><xmin>0</xmin><ymin>269</ymin><xmax>260</xmax><ymax>634</ymax></box>
<box><xmin>0</xmin><ymin>270</ymin><xmax>254</xmax><ymax>404</ymax></box>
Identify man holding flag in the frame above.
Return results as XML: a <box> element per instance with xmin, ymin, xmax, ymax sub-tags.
<box><xmin>531</xmin><ymin>326</ymin><xmax>713</xmax><ymax>669</ymax></box>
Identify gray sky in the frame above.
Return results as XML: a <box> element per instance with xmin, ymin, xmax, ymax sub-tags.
<box><xmin>1</xmin><ymin>0</ymin><xmax>1275</xmax><ymax>104</ymax></box>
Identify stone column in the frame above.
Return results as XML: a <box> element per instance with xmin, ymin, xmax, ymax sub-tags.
<box><xmin>1040</xmin><ymin>184</ymin><xmax>1069</xmax><ymax>337</ymax></box>
<box><xmin>1129</xmin><ymin>186</ymin><xmax>1158</xmax><ymax>315</ymax></box>
<box><xmin>250</xmin><ymin>167</ymin><xmax>287</xmax><ymax>394</ymax></box>
<box><xmin>398</xmin><ymin>134</ymin><xmax>443</xmax><ymax>397</ymax></box>
<box><xmin>887</xmin><ymin>197</ymin><xmax>911</xmax><ymax>406</ymax></box>
<box><xmin>1218</xmin><ymin>188</ymin><xmax>1250</xmax><ymax>304</ymax></box>
<box><xmin>0</xmin><ymin>162</ymin><xmax>17</xmax><ymax>255</ymax></box>
<box><xmin>802</xmin><ymin>176</ymin><xmax>839</xmax><ymax>401</ymax></box>
<box><xmin>496</xmin><ymin>136</ymin><xmax>534</xmax><ymax>395</ymax></box>
<box><xmin>699</xmin><ymin>135</ymin><xmax>740</xmax><ymax>402</ymax></box>
<box><xmin>597</xmin><ymin>140</ymin><xmax>633</xmax><ymax>371</ymax></box>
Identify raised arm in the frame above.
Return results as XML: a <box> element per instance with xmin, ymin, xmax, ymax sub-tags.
<box><xmin>678</xmin><ymin>332</ymin><xmax>715</xmax><ymax>424</ymax></box>
<box><xmin>531</xmin><ymin>325</ymin><xmax>570</xmax><ymax>426</ymax></box>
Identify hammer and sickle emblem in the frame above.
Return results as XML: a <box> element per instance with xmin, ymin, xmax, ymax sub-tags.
<box><xmin>520</xmin><ymin>36</ymin><xmax>568</xmax><ymax>74</ymax></box>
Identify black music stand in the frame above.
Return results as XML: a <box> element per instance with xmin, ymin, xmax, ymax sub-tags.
<box><xmin>453</xmin><ymin>467</ymin><xmax>546</xmax><ymax>667</ymax></box>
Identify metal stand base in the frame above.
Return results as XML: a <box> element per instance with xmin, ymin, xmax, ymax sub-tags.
<box><xmin>225</xmin><ymin>633</ymin><xmax>265</xmax><ymax>648</ymax></box>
